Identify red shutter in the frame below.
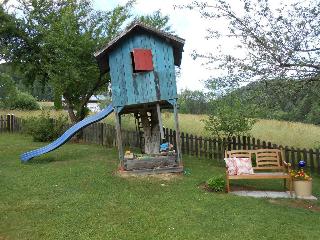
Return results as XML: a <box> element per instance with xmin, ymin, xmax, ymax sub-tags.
<box><xmin>132</xmin><ymin>48</ymin><xmax>153</xmax><ymax>71</ymax></box>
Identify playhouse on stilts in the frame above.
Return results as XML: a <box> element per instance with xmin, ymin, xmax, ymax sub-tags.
<box><xmin>94</xmin><ymin>23</ymin><xmax>185</xmax><ymax>174</ymax></box>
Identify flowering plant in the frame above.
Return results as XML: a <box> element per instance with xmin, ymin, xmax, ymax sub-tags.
<box><xmin>290</xmin><ymin>168</ymin><xmax>311</xmax><ymax>181</ymax></box>
<box><xmin>290</xmin><ymin>160</ymin><xmax>311</xmax><ymax>181</ymax></box>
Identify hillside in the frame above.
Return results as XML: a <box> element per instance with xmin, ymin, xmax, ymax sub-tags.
<box><xmin>219</xmin><ymin>79</ymin><xmax>320</xmax><ymax>125</ymax></box>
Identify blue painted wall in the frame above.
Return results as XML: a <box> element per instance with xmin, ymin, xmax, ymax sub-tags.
<box><xmin>109</xmin><ymin>33</ymin><xmax>177</xmax><ymax>107</ymax></box>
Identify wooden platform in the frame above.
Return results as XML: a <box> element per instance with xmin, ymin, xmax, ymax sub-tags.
<box><xmin>124</xmin><ymin>155</ymin><xmax>177</xmax><ymax>170</ymax></box>
<box><xmin>121</xmin><ymin>154</ymin><xmax>183</xmax><ymax>175</ymax></box>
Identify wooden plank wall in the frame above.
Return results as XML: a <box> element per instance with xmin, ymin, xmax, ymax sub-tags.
<box><xmin>1</xmin><ymin>114</ymin><xmax>320</xmax><ymax>175</ymax></box>
<box><xmin>109</xmin><ymin>33</ymin><xmax>177</xmax><ymax>107</ymax></box>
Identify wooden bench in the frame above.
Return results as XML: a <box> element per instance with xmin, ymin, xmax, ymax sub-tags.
<box><xmin>225</xmin><ymin>149</ymin><xmax>292</xmax><ymax>194</ymax></box>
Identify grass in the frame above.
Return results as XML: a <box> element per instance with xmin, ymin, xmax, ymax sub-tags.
<box><xmin>1</xmin><ymin>133</ymin><xmax>320</xmax><ymax>240</ymax></box>
<box><xmin>1</xmin><ymin>107</ymin><xmax>320</xmax><ymax>149</ymax></box>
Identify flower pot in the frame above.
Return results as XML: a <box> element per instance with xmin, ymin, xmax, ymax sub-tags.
<box><xmin>293</xmin><ymin>179</ymin><xmax>312</xmax><ymax>197</ymax></box>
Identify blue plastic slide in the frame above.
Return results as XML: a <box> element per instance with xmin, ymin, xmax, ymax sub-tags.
<box><xmin>20</xmin><ymin>104</ymin><xmax>114</xmax><ymax>162</ymax></box>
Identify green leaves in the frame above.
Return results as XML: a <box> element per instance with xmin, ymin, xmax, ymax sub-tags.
<box><xmin>203</xmin><ymin>96</ymin><xmax>256</xmax><ymax>138</ymax></box>
<box><xmin>1</xmin><ymin>0</ymin><xmax>173</xmax><ymax>122</ymax></box>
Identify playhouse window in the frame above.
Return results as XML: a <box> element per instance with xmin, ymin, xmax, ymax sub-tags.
<box><xmin>131</xmin><ymin>48</ymin><xmax>153</xmax><ymax>72</ymax></box>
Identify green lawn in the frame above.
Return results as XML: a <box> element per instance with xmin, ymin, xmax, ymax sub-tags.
<box><xmin>1</xmin><ymin>134</ymin><xmax>320</xmax><ymax>240</ymax></box>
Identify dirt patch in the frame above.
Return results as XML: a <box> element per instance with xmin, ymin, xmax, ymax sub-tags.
<box><xmin>197</xmin><ymin>182</ymin><xmax>226</xmax><ymax>193</ymax></box>
<box><xmin>115</xmin><ymin>171</ymin><xmax>182</xmax><ymax>181</ymax></box>
<box><xmin>268</xmin><ymin>199</ymin><xmax>320</xmax><ymax>212</ymax></box>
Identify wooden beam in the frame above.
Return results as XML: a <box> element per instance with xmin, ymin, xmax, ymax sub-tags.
<box><xmin>172</xmin><ymin>99</ymin><xmax>182</xmax><ymax>165</ymax></box>
<box><xmin>156</xmin><ymin>103</ymin><xmax>165</xmax><ymax>140</ymax></box>
<box><xmin>115</xmin><ymin>110</ymin><xmax>124</xmax><ymax>169</ymax></box>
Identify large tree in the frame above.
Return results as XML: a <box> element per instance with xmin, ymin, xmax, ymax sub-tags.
<box><xmin>0</xmin><ymin>0</ymin><xmax>172</xmax><ymax>123</ymax></box>
<box><xmin>185</xmin><ymin>0</ymin><xmax>320</xmax><ymax>90</ymax></box>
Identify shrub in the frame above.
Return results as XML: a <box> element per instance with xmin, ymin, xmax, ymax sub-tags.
<box><xmin>7</xmin><ymin>90</ymin><xmax>40</xmax><ymax>110</ymax></box>
<box><xmin>207</xmin><ymin>176</ymin><xmax>225</xmax><ymax>192</ymax></box>
<box><xmin>204</xmin><ymin>97</ymin><xmax>256</xmax><ymax>138</ymax></box>
<box><xmin>23</xmin><ymin>111</ymin><xmax>68</xmax><ymax>142</ymax></box>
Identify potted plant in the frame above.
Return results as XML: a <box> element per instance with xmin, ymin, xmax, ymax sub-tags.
<box><xmin>290</xmin><ymin>160</ymin><xmax>312</xmax><ymax>197</ymax></box>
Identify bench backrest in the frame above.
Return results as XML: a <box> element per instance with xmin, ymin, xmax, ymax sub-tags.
<box><xmin>225</xmin><ymin>149</ymin><xmax>283</xmax><ymax>170</ymax></box>
<box><xmin>255</xmin><ymin>149</ymin><xmax>282</xmax><ymax>168</ymax></box>
<box><xmin>224</xmin><ymin>150</ymin><xmax>253</xmax><ymax>159</ymax></box>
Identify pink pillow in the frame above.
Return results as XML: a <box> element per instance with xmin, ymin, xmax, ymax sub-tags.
<box><xmin>224</xmin><ymin>158</ymin><xmax>237</xmax><ymax>176</ymax></box>
<box><xmin>235</xmin><ymin>158</ymin><xmax>254</xmax><ymax>175</ymax></box>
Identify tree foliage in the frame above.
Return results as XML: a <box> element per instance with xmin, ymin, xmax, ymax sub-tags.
<box><xmin>0</xmin><ymin>0</ymin><xmax>172</xmax><ymax>122</ymax></box>
<box><xmin>203</xmin><ymin>96</ymin><xmax>256</xmax><ymax>138</ymax></box>
<box><xmin>178</xmin><ymin>89</ymin><xmax>211</xmax><ymax>114</ymax></box>
<box><xmin>218</xmin><ymin>79</ymin><xmax>320</xmax><ymax>125</ymax></box>
<box><xmin>186</xmin><ymin>0</ymin><xmax>320</xmax><ymax>89</ymax></box>
<box><xmin>0</xmin><ymin>73</ymin><xmax>39</xmax><ymax>110</ymax></box>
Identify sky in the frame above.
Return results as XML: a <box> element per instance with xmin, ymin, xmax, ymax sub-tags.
<box><xmin>93</xmin><ymin>0</ymin><xmax>219</xmax><ymax>91</ymax></box>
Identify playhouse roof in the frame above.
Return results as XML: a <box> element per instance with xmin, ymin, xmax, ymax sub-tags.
<box><xmin>94</xmin><ymin>22</ymin><xmax>185</xmax><ymax>74</ymax></box>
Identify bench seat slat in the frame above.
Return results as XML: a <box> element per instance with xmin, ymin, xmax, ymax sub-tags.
<box><xmin>229</xmin><ymin>172</ymin><xmax>290</xmax><ymax>180</ymax></box>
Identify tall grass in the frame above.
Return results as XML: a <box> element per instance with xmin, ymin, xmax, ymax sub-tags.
<box><xmin>1</xmin><ymin>107</ymin><xmax>319</xmax><ymax>149</ymax></box>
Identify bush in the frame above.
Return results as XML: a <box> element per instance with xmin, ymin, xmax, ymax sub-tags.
<box><xmin>204</xmin><ymin>97</ymin><xmax>256</xmax><ymax>138</ymax></box>
<box><xmin>7</xmin><ymin>90</ymin><xmax>40</xmax><ymax>110</ymax></box>
<box><xmin>23</xmin><ymin>111</ymin><xmax>68</xmax><ymax>142</ymax></box>
<box><xmin>207</xmin><ymin>176</ymin><xmax>225</xmax><ymax>192</ymax></box>
<box><xmin>1</xmin><ymin>73</ymin><xmax>40</xmax><ymax>110</ymax></box>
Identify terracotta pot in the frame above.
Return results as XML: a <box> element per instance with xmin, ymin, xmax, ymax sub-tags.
<box><xmin>293</xmin><ymin>179</ymin><xmax>312</xmax><ymax>197</ymax></box>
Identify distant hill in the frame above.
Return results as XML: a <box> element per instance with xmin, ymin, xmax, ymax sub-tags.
<box><xmin>220</xmin><ymin>79</ymin><xmax>320</xmax><ymax>125</ymax></box>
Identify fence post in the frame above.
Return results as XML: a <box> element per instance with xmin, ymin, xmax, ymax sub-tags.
<box><xmin>252</xmin><ymin>137</ymin><xmax>256</xmax><ymax>149</ymax></box>
<box><xmin>186</xmin><ymin>133</ymin><xmax>189</xmax><ymax>155</ymax></box>
<box><xmin>181</xmin><ymin>132</ymin><xmax>185</xmax><ymax>154</ymax></box>
<box><xmin>297</xmin><ymin>148</ymin><xmax>301</xmax><ymax>163</ymax></box>
<box><xmin>257</xmin><ymin>139</ymin><xmax>261</xmax><ymax>149</ymax></box>
<box><xmin>199</xmin><ymin>137</ymin><xmax>203</xmax><ymax>158</ymax></box>
<box><xmin>291</xmin><ymin>147</ymin><xmax>296</xmax><ymax>168</ymax></box>
<box><xmin>6</xmin><ymin>114</ymin><xmax>11</xmax><ymax>132</ymax></box>
<box><xmin>242</xmin><ymin>136</ymin><xmax>246</xmax><ymax>150</ymax></box>
<box><xmin>190</xmin><ymin>134</ymin><xmax>194</xmax><ymax>156</ymax></box>
<box><xmin>195</xmin><ymin>135</ymin><xmax>199</xmax><ymax>158</ymax></box>
<box><xmin>232</xmin><ymin>136</ymin><xmax>236</xmax><ymax>150</ymax></box>
<box><xmin>209</xmin><ymin>138</ymin><xmax>213</xmax><ymax>160</ymax></box>
<box><xmin>204</xmin><ymin>138</ymin><xmax>208</xmax><ymax>158</ymax></box>
<box><xmin>302</xmin><ymin>148</ymin><xmax>308</xmax><ymax>168</ymax></box>
<box><xmin>247</xmin><ymin>136</ymin><xmax>251</xmax><ymax>150</ymax></box>
<box><xmin>267</xmin><ymin>142</ymin><xmax>272</xmax><ymax>149</ymax></box>
<box><xmin>309</xmin><ymin>149</ymin><xmax>314</xmax><ymax>173</ymax></box>
<box><xmin>284</xmin><ymin>146</ymin><xmax>289</xmax><ymax>163</ymax></box>
<box><xmin>316</xmin><ymin>149</ymin><xmax>320</xmax><ymax>175</ymax></box>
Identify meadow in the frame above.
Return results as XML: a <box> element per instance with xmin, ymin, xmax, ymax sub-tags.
<box><xmin>1</xmin><ymin>133</ymin><xmax>320</xmax><ymax>240</ymax></box>
<box><xmin>1</xmin><ymin>107</ymin><xmax>320</xmax><ymax>149</ymax></box>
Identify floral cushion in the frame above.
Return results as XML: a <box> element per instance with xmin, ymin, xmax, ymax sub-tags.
<box><xmin>235</xmin><ymin>158</ymin><xmax>254</xmax><ymax>175</ymax></box>
<box><xmin>224</xmin><ymin>157</ymin><xmax>238</xmax><ymax>176</ymax></box>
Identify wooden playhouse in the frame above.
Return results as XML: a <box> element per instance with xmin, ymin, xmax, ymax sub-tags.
<box><xmin>94</xmin><ymin>23</ymin><xmax>185</xmax><ymax>174</ymax></box>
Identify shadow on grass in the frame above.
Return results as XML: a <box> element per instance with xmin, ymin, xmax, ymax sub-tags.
<box><xmin>25</xmin><ymin>157</ymin><xmax>56</xmax><ymax>164</ymax></box>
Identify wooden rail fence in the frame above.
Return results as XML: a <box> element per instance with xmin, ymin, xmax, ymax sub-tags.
<box><xmin>1</xmin><ymin>114</ymin><xmax>320</xmax><ymax>175</ymax></box>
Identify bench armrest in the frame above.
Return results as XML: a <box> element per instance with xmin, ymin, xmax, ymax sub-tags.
<box><xmin>282</xmin><ymin>161</ymin><xmax>292</xmax><ymax>172</ymax></box>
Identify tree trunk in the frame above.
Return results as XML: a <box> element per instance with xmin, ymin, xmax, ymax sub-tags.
<box><xmin>140</xmin><ymin>110</ymin><xmax>160</xmax><ymax>154</ymax></box>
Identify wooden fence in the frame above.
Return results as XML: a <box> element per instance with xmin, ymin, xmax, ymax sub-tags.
<box><xmin>0</xmin><ymin>114</ymin><xmax>23</xmax><ymax>133</ymax></box>
<box><xmin>1</xmin><ymin>114</ymin><xmax>320</xmax><ymax>175</ymax></box>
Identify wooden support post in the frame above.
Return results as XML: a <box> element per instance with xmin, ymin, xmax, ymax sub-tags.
<box><xmin>156</xmin><ymin>103</ymin><xmax>165</xmax><ymax>140</ymax></box>
<box><xmin>115</xmin><ymin>110</ymin><xmax>124</xmax><ymax>169</ymax></box>
<box><xmin>172</xmin><ymin>99</ymin><xmax>182</xmax><ymax>165</ymax></box>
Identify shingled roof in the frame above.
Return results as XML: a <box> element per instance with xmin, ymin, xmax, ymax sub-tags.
<box><xmin>94</xmin><ymin>22</ymin><xmax>185</xmax><ymax>74</ymax></box>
